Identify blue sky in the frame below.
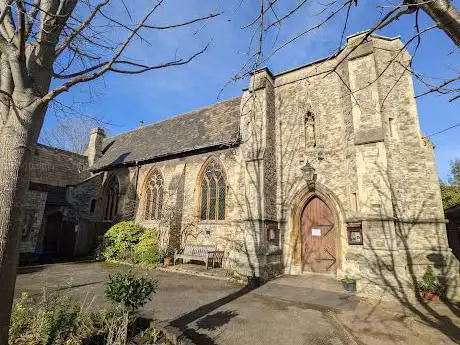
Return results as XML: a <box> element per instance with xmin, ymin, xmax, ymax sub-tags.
<box><xmin>42</xmin><ymin>0</ymin><xmax>459</xmax><ymax>181</ymax></box>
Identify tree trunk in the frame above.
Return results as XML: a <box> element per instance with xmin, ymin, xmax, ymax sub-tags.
<box><xmin>414</xmin><ymin>0</ymin><xmax>460</xmax><ymax>46</ymax></box>
<box><xmin>0</xmin><ymin>92</ymin><xmax>45</xmax><ymax>343</ymax></box>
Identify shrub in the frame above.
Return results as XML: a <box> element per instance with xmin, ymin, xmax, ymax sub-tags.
<box><xmin>36</xmin><ymin>295</ymin><xmax>79</xmax><ymax>345</ymax></box>
<box><xmin>9</xmin><ymin>293</ymin><xmax>31</xmax><ymax>344</ymax></box>
<box><xmin>140</xmin><ymin>327</ymin><xmax>163</xmax><ymax>344</ymax></box>
<box><xmin>9</xmin><ymin>284</ymin><xmax>163</xmax><ymax>345</ymax></box>
<box><xmin>341</xmin><ymin>275</ymin><xmax>356</xmax><ymax>283</ymax></box>
<box><xmin>8</xmin><ymin>289</ymin><xmax>103</xmax><ymax>345</ymax></box>
<box><xmin>418</xmin><ymin>265</ymin><xmax>443</xmax><ymax>295</ymax></box>
<box><xmin>134</xmin><ymin>230</ymin><xmax>161</xmax><ymax>265</ymax></box>
<box><xmin>101</xmin><ymin>221</ymin><xmax>144</xmax><ymax>262</ymax></box>
<box><xmin>104</xmin><ymin>271</ymin><xmax>157</xmax><ymax>312</ymax></box>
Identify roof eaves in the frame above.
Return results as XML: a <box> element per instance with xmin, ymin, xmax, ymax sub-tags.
<box><xmin>90</xmin><ymin>138</ymin><xmax>241</xmax><ymax>173</ymax></box>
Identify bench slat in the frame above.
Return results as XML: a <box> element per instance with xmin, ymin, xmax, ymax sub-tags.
<box><xmin>174</xmin><ymin>244</ymin><xmax>223</xmax><ymax>269</ymax></box>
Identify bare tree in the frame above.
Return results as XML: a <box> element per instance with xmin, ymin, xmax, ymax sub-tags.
<box><xmin>40</xmin><ymin>116</ymin><xmax>100</xmax><ymax>154</ymax></box>
<box><xmin>235</xmin><ymin>0</ymin><xmax>459</xmax><ymax>101</ymax></box>
<box><xmin>0</xmin><ymin>0</ymin><xmax>221</xmax><ymax>340</ymax></box>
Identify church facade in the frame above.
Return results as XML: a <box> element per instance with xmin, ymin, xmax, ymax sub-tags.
<box><xmin>28</xmin><ymin>32</ymin><xmax>459</xmax><ymax>298</ymax></box>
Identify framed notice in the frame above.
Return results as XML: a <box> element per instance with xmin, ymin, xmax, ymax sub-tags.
<box><xmin>311</xmin><ymin>228</ymin><xmax>321</xmax><ymax>237</ymax></box>
<box><xmin>347</xmin><ymin>223</ymin><xmax>363</xmax><ymax>245</ymax></box>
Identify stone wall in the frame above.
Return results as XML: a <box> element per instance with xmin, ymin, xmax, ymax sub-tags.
<box><xmin>90</xmin><ymin>33</ymin><xmax>456</xmax><ymax>299</ymax></box>
<box><xmin>20</xmin><ymin>190</ymin><xmax>47</xmax><ymax>253</ymax></box>
<box><xmin>93</xmin><ymin>149</ymin><xmax>243</xmax><ymax>269</ymax></box>
<box><xmin>20</xmin><ymin>144</ymin><xmax>89</xmax><ymax>254</ymax></box>
<box><xmin>30</xmin><ymin>144</ymin><xmax>89</xmax><ymax>186</ymax></box>
<box><xmin>69</xmin><ymin>173</ymin><xmax>104</xmax><ymax>221</ymax></box>
<box><xmin>270</xmin><ymin>33</ymin><xmax>457</xmax><ymax>299</ymax></box>
<box><xmin>133</xmin><ymin>150</ymin><xmax>241</xmax><ymax>268</ymax></box>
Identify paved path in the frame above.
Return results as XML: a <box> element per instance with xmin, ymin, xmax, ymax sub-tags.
<box><xmin>15</xmin><ymin>262</ymin><xmax>459</xmax><ymax>345</ymax></box>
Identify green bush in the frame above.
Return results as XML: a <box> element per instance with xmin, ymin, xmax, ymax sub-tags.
<box><xmin>9</xmin><ymin>293</ymin><xmax>31</xmax><ymax>344</ymax></box>
<box><xmin>134</xmin><ymin>230</ymin><xmax>161</xmax><ymax>265</ymax></box>
<box><xmin>9</xmin><ymin>284</ymin><xmax>164</xmax><ymax>345</ymax></box>
<box><xmin>8</xmin><ymin>290</ymin><xmax>105</xmax><ymax>345</ymax></box>
<box><xmin>104</xmin><ymin>271</ymin><xmax>157</xmax><ymax>312</ymax></box>
<box><xmin>418</xmin><ymin>265</ymin><xmax>443</xmax><ymax>295</ymax></box>
<box><xmin>101</xmin><ymin>221</ymin><xmax>144</xmax><ymax>262</ymax></box>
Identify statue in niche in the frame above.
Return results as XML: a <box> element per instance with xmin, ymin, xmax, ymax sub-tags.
<box><xmin>304</xmin><ymin>111</ymin><xmax>316</xmax><ymax>148</ymax></box>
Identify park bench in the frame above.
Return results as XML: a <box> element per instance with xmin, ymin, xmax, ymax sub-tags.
<box><xmin>173</xmin><ymin>244</ymin><xmax>224</xmax><ymax>269</ymax></box>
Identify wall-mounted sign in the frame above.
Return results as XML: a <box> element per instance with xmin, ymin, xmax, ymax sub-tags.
<box><xmin>265</xmin><ymin>221</ymin><xmax>280</xmax><ymax>246</ymax></box>
<box><xmin>347</xmin><ymin>223</ymin><xmax>363</xmax><ymax>245</ymax></box>
<box><xmin>312</xmin><ymin>228</ymin><xmax>321</xmax><ymax>237</ymax></box>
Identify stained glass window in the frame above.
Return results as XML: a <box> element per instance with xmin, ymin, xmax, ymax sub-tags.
<box><xmin>144</xmin><ymin>169</ymin><xmax>164</xmax><ymax>220</ymax></box>
<box><xmin>200</xmin><ymin>159</ymin><xmax>226</xmax><ymax>221</ymax></box>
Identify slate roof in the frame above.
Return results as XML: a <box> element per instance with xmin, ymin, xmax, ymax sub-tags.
<box><xmin>91</xmin><ymin>97</ymin><xmax>241</xmax><ymax>171</ymax></box>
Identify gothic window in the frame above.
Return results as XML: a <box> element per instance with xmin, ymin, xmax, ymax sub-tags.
<box><xmin>199</xmin><ymin>159</ymin><xmax>226</xmax><ymax>221</ymax></box>
<box><xmin>104</xmin><ymin>176</ymin><xmax>119</xmax><ymax>221</ymax></box>
<box><xmin>144</xmin><ymin>169</ymin><xmax>164</xmax><ymax>220</ymax></box>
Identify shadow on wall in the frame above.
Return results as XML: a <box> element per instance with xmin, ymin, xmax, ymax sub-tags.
<box><xmin>349</xmin><ymin>166</ymin><xmax>460</xmax><ymax>343</ymax></box>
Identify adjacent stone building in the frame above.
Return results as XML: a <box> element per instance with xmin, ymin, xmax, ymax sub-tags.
<box><xmin>20</xmin><ymin>144</ymin><xmax>89</xmax><ymax>255</ymax></box>
<box><xmin>22</xmin><ymin>32</ymin><xmax>459</xmax><ymax>299</ymax></box>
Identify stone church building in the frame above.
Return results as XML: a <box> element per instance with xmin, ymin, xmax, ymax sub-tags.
<box><xmin>22</xmin><ymin>32</ymin><xmax>459</xmax><ymax>298</ymax></box>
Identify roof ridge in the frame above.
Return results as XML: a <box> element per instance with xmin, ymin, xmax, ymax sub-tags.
<box><xmin>104</xmin><ymin>96</ymin><xmax>241</xmax><ymax>141</ymax></box>
<box><xmin>36</xmin><ymin>143</ymin><xmax>88</xmax><ymax>158</ymax></box>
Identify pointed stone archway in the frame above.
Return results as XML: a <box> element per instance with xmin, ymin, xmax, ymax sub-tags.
<box><xmin>287</xmin><ymin>183</ymin><xmax>344</xmax><ymax>276</ymax></box>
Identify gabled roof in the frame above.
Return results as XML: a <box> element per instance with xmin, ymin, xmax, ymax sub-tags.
<box><xmin>91</xmin><ymin>97</ymin><xmax>242</xmax><ymax>171</ymax></box>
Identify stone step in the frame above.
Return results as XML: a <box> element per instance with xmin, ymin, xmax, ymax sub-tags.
<box><xmin>253</xmin><ymin>275</ymin><xmax>359</xmax><ymax>311</ymax></box>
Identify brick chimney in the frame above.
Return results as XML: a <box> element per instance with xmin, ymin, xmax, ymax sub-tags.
<box><xmin>87</xmin><ymin>127</ymin><xmax>105</xmax><ymax>167</ymax></box>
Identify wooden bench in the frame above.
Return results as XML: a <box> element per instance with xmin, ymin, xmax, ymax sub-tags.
<box><xmin>173</xmin><ymin>244</ymin><xmax>224</xmax><ymax>269</ymax></box>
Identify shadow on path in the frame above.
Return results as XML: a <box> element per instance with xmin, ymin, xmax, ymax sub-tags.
<box><xmin>169</xmin><ymin>284</ymin><xmax>256</xmax><ymax>345</ymax></box>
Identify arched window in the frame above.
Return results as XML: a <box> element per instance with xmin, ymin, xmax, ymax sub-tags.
<box><xmin>144</xmin><ymin>169</ymin><xmax>164</xmax><ymax>220</ymax></box>
<box><xmin>199</xmin><ymin>159</ymin><xmax>226</xmax><ymax>221</ymax></box>
<box><xmin>104</xmin><ymin>176</ymin><xmax>119</xmax><ymax>221</ymax></box>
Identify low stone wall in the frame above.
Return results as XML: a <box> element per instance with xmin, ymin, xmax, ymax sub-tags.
<box><xmin>151</xmin><ymin>321</ymin><xmax>196</xmax><ymax>345</ymax></box>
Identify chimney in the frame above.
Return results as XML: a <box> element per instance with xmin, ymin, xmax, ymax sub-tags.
<box><xmin>87</xmin><ymin>127</ymin><xmax>106</xmax><ymax>167</ymax></box>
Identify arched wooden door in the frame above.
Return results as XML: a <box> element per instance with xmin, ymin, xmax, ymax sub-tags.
<box><xmin>301</xmin><ymin>196</ymin><xmax>338</xmax><ymax>274</ymax></box>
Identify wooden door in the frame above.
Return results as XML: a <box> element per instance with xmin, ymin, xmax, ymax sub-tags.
<box><xmin>58</xmin><ymin>221</ymin><xmax>77</xmax><ymax>257</ymax></box>
<box><xmin>301</xmin><ymin>196</ymin><xmax>337</xmax><ymax>274</ymax></box>
<box><xmin>43</xmin><ymin>212</ymin><xmax>63</xmax><ymax>253</ymax></box>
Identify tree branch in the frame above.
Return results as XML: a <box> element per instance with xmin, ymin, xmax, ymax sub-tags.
<box><xmin>24</xmin><ymin>0</ymin><xmax>40</xmax><ymax>40</ymax></box>
<box><xmin>0</xmin><ymin>0</ymin><xmax>14</xmax><ymax>26</ymax></box>
<box><xmin>41</xmin><ymin>0</ymin><xmax>165</xmax><ymax>103</ymax></box>
<box><xmin>15</xmin><ymin>0</ymin><xmax>25</xmax><ymax>60</ymax></box>
<box><xmin>143</xmin><ymin>11</ymin><xmax>222</xmax><ymax>30</ymax></box>
<box><xmin>108</xmin><ymin>44</ymin><xmax>209</xmax><ymax>74</ymax></box>
<box><xmin>408</xmin><ymin>0</ymin><xmax>460</xmax><ymax>46</ymax></box>
<box><xmin>55</xmin><ymin>0</ymin><xmax>110</xmax><ymax>57</ymax></box>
